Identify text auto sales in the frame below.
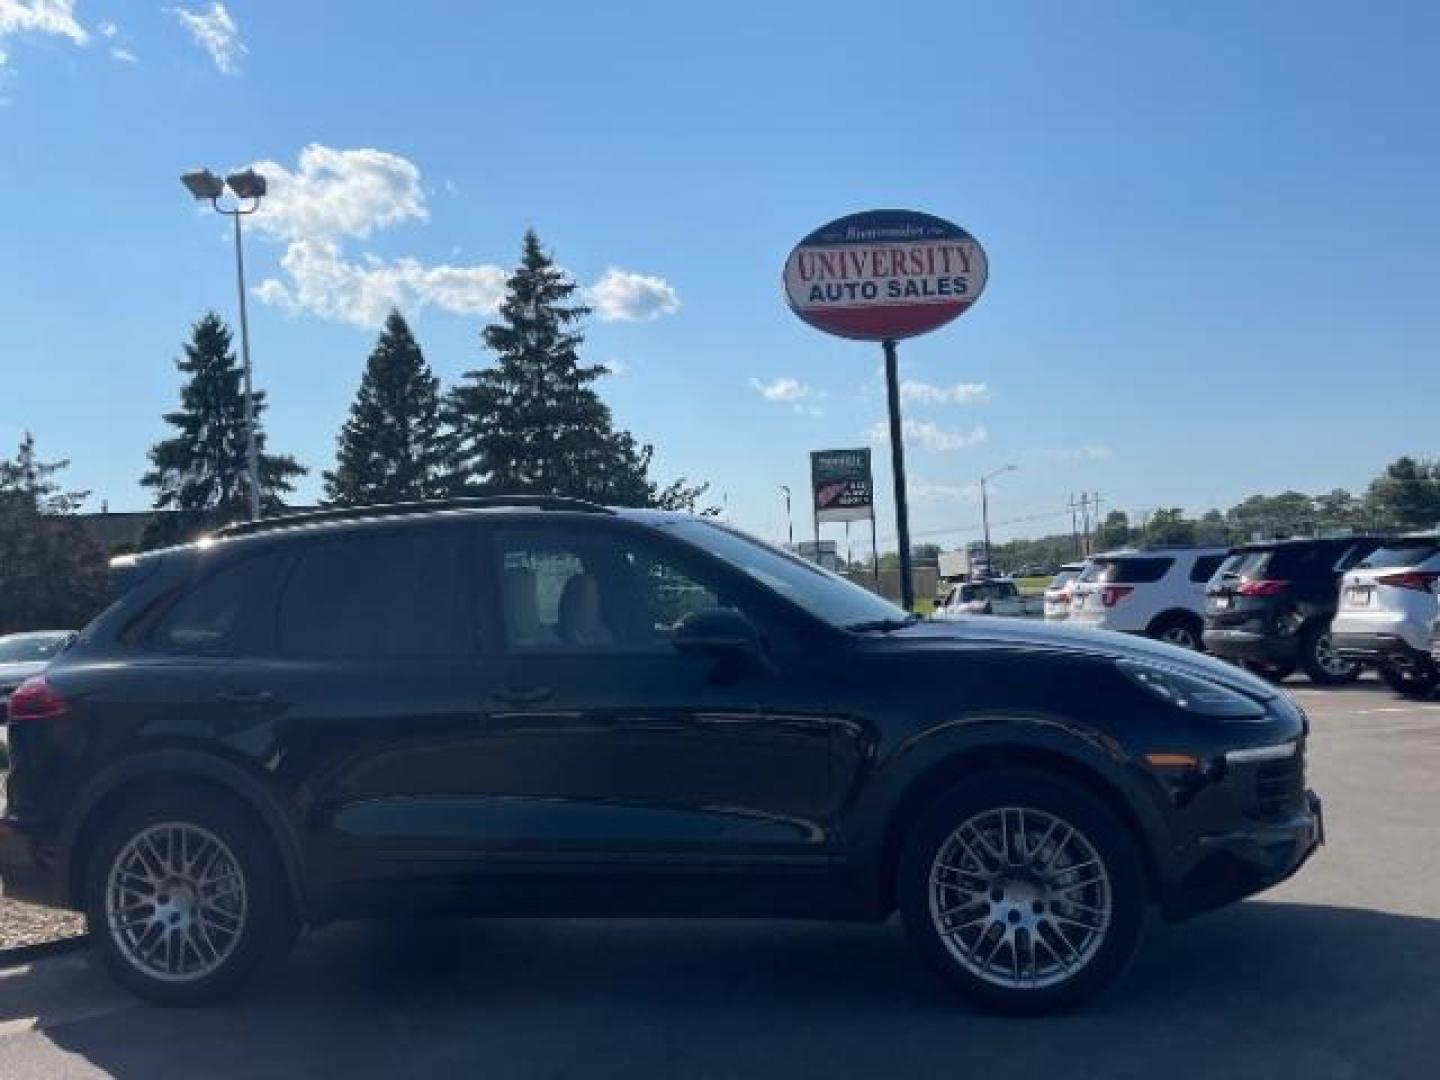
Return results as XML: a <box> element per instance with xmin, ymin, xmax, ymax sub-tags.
<box><xmin>792</xmin><ymin>242</ymin><xmax>980</xmax><ymax>305</ymax></box>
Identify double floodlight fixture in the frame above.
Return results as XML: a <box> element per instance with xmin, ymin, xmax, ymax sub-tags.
<box><xmin>180</xmin><ymin>167</ymin><xmax>267</xmax><ymax>204</ymax></box>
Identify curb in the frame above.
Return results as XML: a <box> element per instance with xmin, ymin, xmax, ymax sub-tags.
<box><xmin>0</xmin><ymin>934</ymin><xmax>90</xmax><ymax>970</ymax></box>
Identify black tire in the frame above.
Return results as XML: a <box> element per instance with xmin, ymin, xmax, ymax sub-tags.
<box><xmin>1148</xmin><ymin>613</ymin><xmax>1203</xmax><ymax>651</ymax></box>
<box><xmin>898</xmin><ymin>770</ymin><xmax>1147</xmax><ymax>1015</ymax></box>
<box><xmin>83</xmin><ymin>786</ymin><xmax>299</xmax><ymax>1006</ymax></box>
<box><xmin>1299</xmin><ymin>624</ymin><xmax>1361</xmax><ymax>686</ymax></box>
<box><xmin>1379</xmin><ymin>660</ymin><xmax>1440</xmax><ymax>700</ymax></box>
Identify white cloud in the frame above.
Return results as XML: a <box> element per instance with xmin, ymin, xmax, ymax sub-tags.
<box><xmin>255</xmin><ymin>239</ymin><xmax>508</xmax><ymax>329</ymax></box>
<box><xmin>868</xmin><ymin>419</ymin><xmax>989</xmax><ymax>452</ymax></box>
<box><xmin>588</xmin><ymin>267</ymin><xmax>681</xmax><ymax>322</ymax></box>
<box><xmin>910</xmin><ymin>478</ymin><xmax>982</xmax><ymax>504</ymax></box>
<box><xmin>250</xmin><ymin>145</ymin><xmax>427</xmax><ymax>243</ymax></box>
<box><xmin>246</xmin><ymin>144</ymin><xmax>678</xmax><ymax>330</ymax></box>
<box><xmin>0</xmin><ymin>1</ymin><xmax>89</xmax><ymax>62</ymax></box>
<box><xmin>748</xmin><ymin>376</ymin><xmax>813</xmax><ymax>403</ymax></box>
<box><xmin>899</xmin><ymin>379</ymin><xmax>989</xmax><ymax>406</ymax></box>
<box><xmin>110</xmin><ymin>46</ymin><xmax>135</xmax><ymax>62</ymax></box>
<box><xmin>169</xmin><ymin>2</ymin><xmax>244</xmax><ymax>74</ymax></box>
<box><xmin>97</xmin><ymin>19</ymin><xmax>116</xmax><ymax>37</ymax></box>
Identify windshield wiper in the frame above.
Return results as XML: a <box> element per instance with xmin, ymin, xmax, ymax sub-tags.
<box><xmin>845</xmin><ymin>614</ymin><xmax>922</xmax><ymax>633</ymax></box>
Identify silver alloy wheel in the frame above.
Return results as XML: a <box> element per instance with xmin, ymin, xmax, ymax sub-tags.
<box><xmin>105</xmin><ymin>822</ymin><xmax>248</xmax><ymax>983</ymax></box>
<box><xmin>928</xmin><ymin>807</ymin><xmax>1111</xmax><ymax>990</ymax></box>
<box><xmin>1313</xmin><ymin>631</ymin><xmax>1355</xmax><ymax>677</ymax></box>
<box><xmin>1161</xmin><ymin>625</ymin><xmax>1198</xmax><ymax>649</ymax></box>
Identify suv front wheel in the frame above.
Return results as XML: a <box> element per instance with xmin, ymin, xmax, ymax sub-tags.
<box><xmin>83</xmin><ymin>787</ymin><xmax>299</xmax><ymax>1006</ymax></box>
<box><xmin>898</xmin><ymin>770</ymin><xmax>1146</xmax><ymax>1014</ymax></box>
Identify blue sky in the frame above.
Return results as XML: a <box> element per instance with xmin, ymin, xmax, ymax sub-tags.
<box><xmin>1</xmin><ymin>1</ymin><xmax>1436</xmax><ymax>550</ymax></box>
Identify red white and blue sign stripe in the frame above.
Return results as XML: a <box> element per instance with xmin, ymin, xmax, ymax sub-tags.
<box><xmin>783</xmin><ymin>209</ymin><xmax>988</xmax><ymax>342</ymax></box>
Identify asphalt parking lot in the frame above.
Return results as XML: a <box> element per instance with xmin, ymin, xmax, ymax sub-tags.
<box><xmin>3</xmin><ymin>677</ymin><xmax>1438</xmax><ymax>1080</ymax></box>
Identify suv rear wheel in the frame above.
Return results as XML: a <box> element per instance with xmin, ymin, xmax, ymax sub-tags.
<box><xmin>83</xmin><ymin>788</ymin><xmax>299</xmax><ymax>1006</ymax></box>
<box><xmin>1380</xmin><ymin>659</ymin><xmax>1439</xmax><ymax>700</ymax></box>
<box><xmin>1299</xmin><ymin>624</ymin><xmax>1361</xmax><ymax>685</ymax></box>
<box><xmin>1148</xmin><ymin>613</ymin><xmax>1202</xmax><ymax>651</ymax></box>
<box><xmin>898</xmin><ymin>770</ymin><xmax>1146</xmax><ymax>1014</ymax></box>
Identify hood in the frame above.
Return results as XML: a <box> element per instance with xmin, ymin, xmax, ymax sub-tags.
<box><xmin>897</xmin><ymin>617</ymin><xmax>1279</xmax><ymax>699</ymax></box>
<box><xmin>0</xmin><ymin>660</ymin><xmax>49</xmax><ymax>691</ymax></box>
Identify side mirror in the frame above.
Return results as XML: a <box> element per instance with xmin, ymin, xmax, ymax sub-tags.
<box><xmin>673</xmin><ymin>608</ymin><xmax>761</xmax><ymax>657</ymax></box>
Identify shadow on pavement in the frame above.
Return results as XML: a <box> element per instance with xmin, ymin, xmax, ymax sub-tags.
<box><xmin>10</xmin><ymin>901</ymin><xmax>1438</xmax><ymax>1079</ymax></box>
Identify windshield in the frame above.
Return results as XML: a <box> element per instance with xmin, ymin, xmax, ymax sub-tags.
<box><xmin>664</xmin><ymin>518</ymin><xmax>908</xmax><ymax>629</ymax></box>
<box><xmin>1047</xmin><ymin>569</ymin><xmax>1079</xmax><ymax>590</ymax></box>
<box><xmin>0</xmin><ymin>632</ymin><xmax>71</xmax><ymax>663</ymax></box>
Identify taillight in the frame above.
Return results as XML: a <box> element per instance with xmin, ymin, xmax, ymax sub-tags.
<box><xmin>1101</xmin><ymin>586</ymin><xmax>1134</xmax><ymax>608</ymax></box>
<box><xmin>1238</xmin><ymin>579</ymin><xmax>1289</xmax><ymax>597</ymax></box>
<box><xmin>6</xmin><ymin>676</ymin><xmax>69</xmax><ymax>721</ymax></box>
<box><xmin>1377</xmin><ymin>571</ymin><xmax>1440</xmax><ymax>592</ymax></box>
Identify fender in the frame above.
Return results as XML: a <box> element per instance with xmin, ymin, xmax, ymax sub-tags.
<box><xmin>57</xmin><ymin>747</ymin><xmax>319</xmax><ymax>920</ymax></box>
<box><xmin>839</xmin><ymin>709</ymin><xmax>1179</xmax><ymax>911</ymax></box>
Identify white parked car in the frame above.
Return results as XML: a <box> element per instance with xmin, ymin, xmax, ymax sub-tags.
<box><xmin>1068</xmin><ymin>546</ymin><xmax>1231</xmax><ymax>650</ymax></box>
<box><xmin>1043</xmin><ymin>561</ymin><xmax>1087</xmax><ymax>622</ymax></box>
<box><xmin>1332</xmin><ymin>535</ymin><xmax>1440</xmax><ymax>698</ymax></box>
<box><xmin>936</xmin><ymin>577</ymin><xmax>1044</xmax><ymax>618</ymax></box>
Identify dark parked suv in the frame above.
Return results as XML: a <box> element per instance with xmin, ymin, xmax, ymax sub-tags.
<box><xmin>1202</xmin><ymin>537</ymin><xmax>1386</xmax><ymax>685</ymax></box>
<box><xmin>0</xmin><ymin>498</ymin><xmax>1321</xmax><ymax>1013</ymax></box>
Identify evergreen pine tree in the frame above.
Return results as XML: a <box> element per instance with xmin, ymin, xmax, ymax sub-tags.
<box><xmin>446</xmin><ymin>230</ymin><xmax>708</xmax><ymax>509</ymax></box>
<box><xmin>324</xmin><ymin>309</ymin><xmax>446</xmax><ymax>506</ymax></box>
<box><xmin>141</xmin><ymin>312</ymin><xmax>306</xmax><ymax>539</ymax></box>
<box><xmin>0</xmin><ymin>433</ymin><xmax>108</xmax><ymax>632</ymax></box>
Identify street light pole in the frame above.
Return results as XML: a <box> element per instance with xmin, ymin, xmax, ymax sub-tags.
<box><xmin>780</xmin><ymin>485</ymin><xmax>793</xmax><ymax>547</ymax></box>
<box><xmin>230</xmin><ymin>211</ymin><xmax>261</xmax><ymax>522</ymax></box>
<box><xmin>980</xmin><ymin>464</ymin><xmax>1017</xmax><ymax>578</ymax></box>
<box><xmin>181</xmin><ymin>167</ymin><xmax>268</xmax><ymax>521</ymax></box>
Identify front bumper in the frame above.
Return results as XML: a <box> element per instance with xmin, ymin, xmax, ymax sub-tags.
<box><xmin>1165</xmin><ymin>790</ymin><xmax>1322</xmax><ymax>919</ymax></box>
<box><xmin>1202</xmin><ymin>627</ymin><xmax>1299</xmax><ymax>666</ymax></box>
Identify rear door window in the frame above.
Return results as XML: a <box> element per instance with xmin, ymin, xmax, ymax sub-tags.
<box><xmin>275</xmin><ymin>527</ymin><xmax>473</xmax><ymax>658</ymax></box>
<box><xmin>1081</xmin><ymin>557</ymin><xmax>1173</xmax><ymax>584</ymax></box>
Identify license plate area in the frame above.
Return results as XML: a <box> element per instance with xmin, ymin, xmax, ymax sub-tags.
<box><xmin>1345</xmin><ymin>587</ymin><xmax>1373</xmax><ymax>607</ymax></box>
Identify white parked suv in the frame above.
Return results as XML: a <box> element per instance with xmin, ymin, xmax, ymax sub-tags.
<box><xmin>1332</xmin><ymin>535</ymin><xmax>1440</xmax><ymax>698</ymax></box>
<box><xmin>1068</xmin><ymin>546</ymin><xmax>1230</xmax><ymax>650</ymax></box>
<box><xmin>1043</xmin><ymin>561</ymin><xmax>1086</xmax><ymax>621</ymax></box>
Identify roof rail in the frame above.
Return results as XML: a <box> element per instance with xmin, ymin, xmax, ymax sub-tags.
<box><xmin>215</xmin><ymin>495</ymin><xmax>611</xmax><ymax>539</ymax></box>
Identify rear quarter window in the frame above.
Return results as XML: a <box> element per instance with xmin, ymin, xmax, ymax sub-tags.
<box><xmin>1358</xmin><ymin>542</ymin><xmax>1440</xmax><ymax>570</ymax></box>
<box><xmin>1189</xmin><ymin>555</ymin><xmax>1227</xmax><ymax>583</ymax></box>
<box><xmin>149</xmin><ymin>552</ymin><xmax>284</xmax><ymax>654</ymax></box>
<box><xmin>1082</xmin><ymin>557</ymin><xmax>1173</xmax><ymax>584</ymax></box>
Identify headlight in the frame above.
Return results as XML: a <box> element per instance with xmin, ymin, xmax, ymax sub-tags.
<box><xmin>1117</xmin><ymin>660</ymin><xmax>1267</xmax><ymax>719</ymax></box>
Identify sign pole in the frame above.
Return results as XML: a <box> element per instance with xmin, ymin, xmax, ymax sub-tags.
<box><xmin>870</xmin><ymin>513</ymin><xmax>880</xmax><ymax>588</ymax></box>
<box><xmin>882</xmin><ymin>338</ymin><xmax>915</xmax><ymax>610</ymax></box>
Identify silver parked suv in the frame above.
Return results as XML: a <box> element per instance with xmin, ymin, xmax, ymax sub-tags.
<box><xmin>1333</xmin><ymin>535</ymin><xmax>1440</xmax><ymax>698</ymax></box>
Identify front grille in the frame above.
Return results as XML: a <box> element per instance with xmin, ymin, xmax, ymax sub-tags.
<box><xmin>1253</xmin><ymin>744</ymin><xmax>1306</xmax><ymax>821</ymax></box>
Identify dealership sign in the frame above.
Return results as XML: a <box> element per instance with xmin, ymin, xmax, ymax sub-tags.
<box><xmin>811</xmin><ymin>448</ymin><xmax>874</xmax><ymax>524</ymax></box>
<box><xmin>783</xmin><ymin>209</ymin><xmax>988</xmax><ymax>341</ymax></box>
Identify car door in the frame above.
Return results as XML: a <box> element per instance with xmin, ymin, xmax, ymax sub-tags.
<box><xmin>207</xmin><ymin>521</ymin><xmax>491</xmax><ymax>879</ymax></box>
<box><xmin>468</xmin><ymin>518</ymin><xmax>840</xmax><ymax>872</ymax></box>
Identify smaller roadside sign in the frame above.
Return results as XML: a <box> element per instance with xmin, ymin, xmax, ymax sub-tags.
<box><xmin>811</xmin><ymin>448</ymin><xmax>874</xmax><ymax>524</ymax></box>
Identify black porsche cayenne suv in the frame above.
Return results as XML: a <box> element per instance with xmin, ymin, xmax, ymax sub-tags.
<box><xmin>0</xmin><ymin>498</ymin><xmax>1321</xmax><ymax>1012</ymax></box>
